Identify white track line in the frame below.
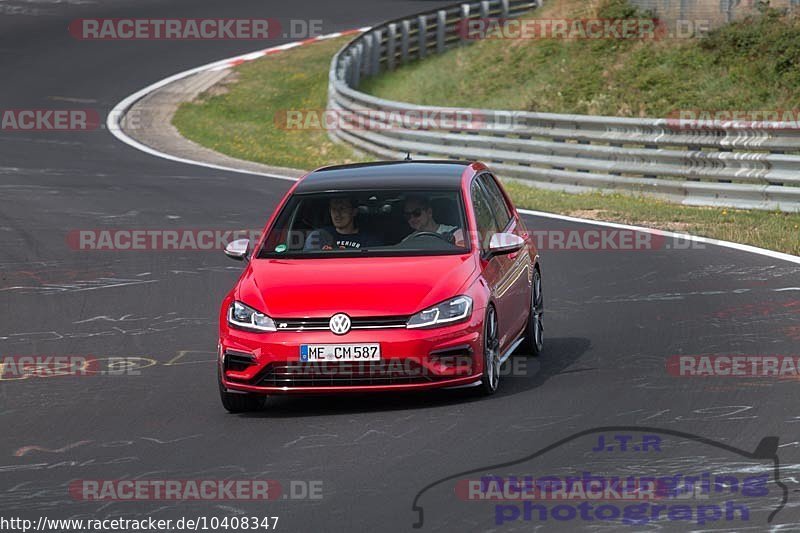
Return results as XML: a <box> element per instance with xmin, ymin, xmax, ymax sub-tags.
<box><xmin>106</xmin><ymin>29</ymin><xmax>800</xmax><ymax>266</ymax></box>
<box><xmin>518</xmin><ymin>209</ymin><xmax>800</xmax><ymax>265</ymax></box>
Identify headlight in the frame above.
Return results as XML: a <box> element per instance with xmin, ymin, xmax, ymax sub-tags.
<box><xmin>407</xmin><ymin>296</ymin><xmax>473</xmax><ymax>329</ymax></box>
<box><xmin>228</xmin><ymin>301</ymin><xmax>277</xmax><ymax>332</ymax></box>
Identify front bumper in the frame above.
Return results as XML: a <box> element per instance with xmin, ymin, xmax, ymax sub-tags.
<box><xmin>218</xmin><ymin>313</ymin><xmax>484</xmax><ymax>394</ymax></box>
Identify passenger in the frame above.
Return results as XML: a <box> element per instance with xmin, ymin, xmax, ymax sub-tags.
<box><xmin>304</xmin><ymin>196</ymin><xmax>378</xmax><ymax>250</ymax></box>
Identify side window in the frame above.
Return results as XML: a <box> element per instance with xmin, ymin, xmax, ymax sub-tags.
<box><xmin>471</xmin><ymin>180</ymin><xmax>500</xmax><ymax>250</ymax></box>
<box><xmin>479</xmin><ymin>173</ymin><xmax>512</xmax><ymax>230</ymax></box>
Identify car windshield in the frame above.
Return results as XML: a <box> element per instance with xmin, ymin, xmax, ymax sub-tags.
<box><xmin>257</xmin><ymin>189</ymin><xmax>470</xmax><ymax>258</ymax></box>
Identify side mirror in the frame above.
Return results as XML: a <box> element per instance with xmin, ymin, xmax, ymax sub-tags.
<box><xmin>224</xmin><ymin>239</ymin><xmax>250</xmax><ymax>261</ymax></box>
<box><xmin>488</xmin><ymin>233</ymin><xmax>524</xmax><ymax>256</ymax></box>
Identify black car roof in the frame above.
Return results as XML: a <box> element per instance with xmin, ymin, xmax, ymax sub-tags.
<box><xmin>294</xmin><ymin>161</ymin><xmax>473</xmax><ymax>193</ymax></box>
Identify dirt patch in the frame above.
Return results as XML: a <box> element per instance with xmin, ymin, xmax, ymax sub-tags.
<box><xmin>539</xmin><ymin>0</ymin><xmax>603</xmax><ymax>19</ymax></box>
<box><xmin>195</xmin><ymin>71</ymin><xmax>240</xmax><ymax>101</ymax></box>
<box><xmin>568</xmin><ymin>209</ymin><xmax>610</xmax><ymax>219</ymax></box>
<box><xmin>629</xmin><ymin>220</ymin><xmax>695</xmax><ymax>232</ymax></box>
<box><xmin>568</xmin><ymin>211</ymin><xmax>696</xmax><ymax>233</ymax></box>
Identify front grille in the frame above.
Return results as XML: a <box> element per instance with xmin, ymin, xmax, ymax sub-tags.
<box><xmin>273</xmin><ymin>316</ymin><xmax>408</xmax><ymax>332</ymax></box>
<box><xmin>254</xmin><ymin>360</ymin><xmax>434</xmax><ymax>387</ymax></box>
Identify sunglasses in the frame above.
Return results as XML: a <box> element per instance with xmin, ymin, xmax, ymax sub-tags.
<box><xmin>403</xmin><ymin>208</ymin><xmax>424</xmax><ymax>219</ymax></box>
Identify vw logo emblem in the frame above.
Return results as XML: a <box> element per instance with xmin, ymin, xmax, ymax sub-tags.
<box><xmin>329</xmin><ymin>313</ymin><xmax>351</xmax><ymax>335</ymax></box>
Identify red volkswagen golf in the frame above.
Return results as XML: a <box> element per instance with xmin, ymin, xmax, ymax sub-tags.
<box><xmin>217</xmin><ymin>161</ymin><xmax>543</xmax><ymax>412</ymax></box>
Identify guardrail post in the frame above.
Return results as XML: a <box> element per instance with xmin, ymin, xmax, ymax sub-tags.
<box><xmin>400</xmin><ymin>20</ymin><xmax>410</xmax><ymax>64</ymax></box>
<box><xmin>351</xmin><ymin>45</ymin><xmax>362</xmax><ymax>88</ymax></box>
<box><xmin>371</xmin><ymin>29</ymin><xmax>382</xmax><ymax>75</ymax></box>
<box><xmin>342</xmin><ymin>56</ymin><xmax>352</xmax><ymax>87</ymax></box>
<box><xmin>481</xmin><ymin>1</ymin><xmax>491</xmax><ymax>19</ymax></box>
<box><xmin>387</xmin><ymin>23</ymin><xmax>397</xmax><ymax>71</ymax></box>
<box><xmin>417</xmin><ymin>15</ymin><xmax>428</xmax><ymax>59</ymax></box>
<box><xmin>500</xmin><ymin>0</ymin><xmax>510</xmax><ymax>18</ymax></box>
<box><xmin>361</xmin><ymin>34</ymin><xmax>373</xmax><ymax>77</ymax></box>
<box><xmin>436</xmin><ymin>10</ymin><xmax>446</xmax><ymax>54</ymax></box>
<box><xmin>460</xmin><ymin>4</ymin><xmax>470</xmax><ymax>45</ymax></box>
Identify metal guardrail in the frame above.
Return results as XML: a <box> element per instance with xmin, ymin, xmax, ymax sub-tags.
<box><xmin>327</xmin><ymin>0</ymin><xmax>800</xmax><ymax>211</ymax></box>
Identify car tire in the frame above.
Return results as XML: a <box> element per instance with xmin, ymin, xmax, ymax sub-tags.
<box><xmin>521</xmin><ymin>267</ymin><xmax>544</xmax><ymax>357</ymax></box>
<box><xmin>218</xmin><ymin>366</ymin><xmax>266</xmax><ymax>413</ymax></box>
<box><xmin>479</xmin><ymin>306</ymin><xmax>501</xmax><ymax>396</ymax></box>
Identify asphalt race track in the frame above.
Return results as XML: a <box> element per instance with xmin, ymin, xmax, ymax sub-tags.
<box><xmin>1</xmin><ymin>1</ymin><xmax>800</xmax><ymax>531</ymax></box>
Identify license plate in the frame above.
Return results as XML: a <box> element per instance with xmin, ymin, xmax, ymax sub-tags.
<box><xmin>300</xmin><ymin>344</ymin><xmax>381</xmax><ymax>362</ymax></box>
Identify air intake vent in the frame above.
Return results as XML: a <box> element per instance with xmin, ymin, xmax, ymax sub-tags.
<box><xmin>224</xmin><ymin>351</ymin><xmax>256</xmax><ymax>372</ymax></box>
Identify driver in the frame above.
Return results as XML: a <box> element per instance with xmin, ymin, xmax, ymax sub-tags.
<box><xmin>304</xmin><ymin>196</ymin><xmax>378</xmax><ymax>250</ymax></box>
<box><xmin>403</xmin><ymin>195</ymin><xmax>458</xmax><ymax>239</ymax></box>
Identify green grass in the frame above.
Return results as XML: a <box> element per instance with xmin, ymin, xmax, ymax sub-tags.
<box><xmin>173</xmin><ymin>16</ymin><xmax>800</xmax><ymax>256</ymax></box>
<box><xmin>360</xmin><ymin>0</ymin><xmax>800</xmax><ymax>117</ymax></box>
<box><xmin>504</xmin><ymin>182</ymin><xmax>800</xmax><ymax>255</ymax></box>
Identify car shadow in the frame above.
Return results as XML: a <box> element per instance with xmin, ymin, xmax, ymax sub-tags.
<box><xmin>238</xmin><ymin>336</ymin><xmax>591</xmax><ymax>418</ymax></box>
<box><xmin>501</xmin><ymin>336</ymin><xmax>593</xmax><ymax>395</ymax></box>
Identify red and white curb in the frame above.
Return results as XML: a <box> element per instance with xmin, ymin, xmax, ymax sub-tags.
<box><xmin>106</xmin><ymin>26</ymin><xmax>800</xmax><ymax>265</ymax></box>
<box><xmin>207</xmin><ymin>28</ymin><xmax>367</xmax><ymax>71</ymax></box>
